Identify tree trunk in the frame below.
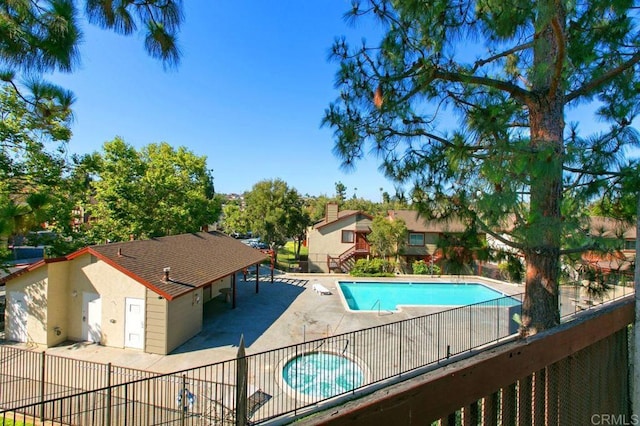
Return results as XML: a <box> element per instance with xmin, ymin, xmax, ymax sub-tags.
<box><xmin>521</xmin><ymin>1</ymin><xmax>566</xmax><ymax>334</ymax></box>
<box><xmin>523</xmin><ymin>250</ymin><xmax>561</xmax><ymax>333</ymax></box>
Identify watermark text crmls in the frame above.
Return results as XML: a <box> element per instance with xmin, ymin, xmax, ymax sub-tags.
<box><xmin>591</xmin><ymin>414</ymin><xmax>639</xmax><ymax>425</ymax></box>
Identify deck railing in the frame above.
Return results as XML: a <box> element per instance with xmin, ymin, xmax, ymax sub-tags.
<box><xmin>301</xmin><ymin>298</ymin><xmax>635</xmax><ymax>425</ymax></box>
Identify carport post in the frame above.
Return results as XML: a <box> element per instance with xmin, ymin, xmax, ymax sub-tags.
<box><xmin>255</xmin><ymin>264</ymin><xmax>259</xmax><ymax>294</ymax></box>
<box><xmin>270</xmin><ymin>250</ymin><xmax>274</xmax><ymax>283</ymax></box>
<box><xmin>232</xmin><ymin>273</ymin><xmax>237</xmax><ymax>309</ymax></box>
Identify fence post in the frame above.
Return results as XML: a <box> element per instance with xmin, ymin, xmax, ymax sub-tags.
<box><xmin>294</xmin><ymin>344</ymin><xmax>299</xmax><ymax>415</ymax></box>
<box><xmin>469</xmin><ymin>306</ymin><xmax>473</xmax><ymax>351</ymax></box>
<box><xmin>496</xmin><ymin>299</ymin><xmax>500</xmax><ymax>342</ymax></box>
<box><xmin>352</xmin><ymin>331</ymin><xmax>357</xmax><ymax>393</ymax></box>
<box><xmin>40</xmin><ymin>351</ymin><xmax>45</xmax><ymax>421</ymax></box>
<box><xmin>398</xmin><ymin>321</ymin><xmax>403</xmax><ymax>377</ymax></box>
<box><xmin>236</xmin><ymin>336</ymin><xmax>248</xmax><ymax>426</ymax></box>
<box><xmin>437</xmin><ymin>314</ymin><xmax>440</xmax><ymax>362</ymax></box>
<box><xmin>106</xmin><ymin>363</ymin><xmax>112</xmax><ymax>426</ymax></box>
<box><xmin>180</xmin><ymin>374</ymin><xmax>187</xmax><ymax>426</ymax></box>
<box><xmin>124</xmin><ymin>385</ymin><xmax>128</xmax><ymax>426</ymax></box>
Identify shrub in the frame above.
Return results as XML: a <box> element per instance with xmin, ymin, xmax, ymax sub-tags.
<box><xmin>498</xmin><ymin>256</ymin><xmax>524</xmax><ymax>283</ymax></box>
<box><xmin>412</xmin><ymin>260</ymin><xmax>441</xmax><ymax>275</ymax></box>
<box><xmin>350</xmin><ymin>258</ymin><xmax>395</xmax><ymax>277</ymax></box>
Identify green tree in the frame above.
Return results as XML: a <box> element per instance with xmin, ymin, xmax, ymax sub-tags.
<box><xmin>89</xmin><ymin>138</ymin><xmax>144</xmax><ymax>241</ymax></box>
<box><xmin>335</xmin><ymin>181</ymin><xmax>347</xmax><ymax>202</ymax></box>
<box><xmin>1</xmin><ymin>0</ymin><xmax>182</xmax><ymax>97</ymax></box>
<box><xmin>244</xmin><ymin>179</ymin><xmax>311</xmax><ymax>256</ymax></box>
<box><xmin>381</xmin><ymin>191</ymin><xmax>391</xmax><ymax>204</ymax></box>
<box><xmin>341</xmin><ymin>197</ymin><xmax>384</xmax><ymax>216</ymax></box>
<box><xmin>1</xmin><ymin>0</ymin><xmax>184</xmax><ymax>256</ymax></box>
<box><xmin>221</xmin><ymin>203</ymin><xmax>250</xmax><ymax>235</ymax></box>
<box><xmin>305</xmin><ymin>194</ymin><xmax>334</xmax><ymax>222</ymax></box>
<box><xmin>0</xmin><ymin>86</ymin><xmax>74</xmax><ymax>253</ymax></box>
<box><xmin>324</xmin><ymin>0</ymin><xmax>639</xmax><ymax>334</ymax></box>
<box><xmin>436</xmin><ymin>224</ymin><xmax>491</xmax><ymax>275</ymax></box>
<box><xmin>367</xmin><ymin>215</ymin><xmax>407</xmax><ymax>264</ymax></box>
<box><xmin>89</xmin><ymin>138</ymin><xmax>221</xmax><ymax>241</ymax></box>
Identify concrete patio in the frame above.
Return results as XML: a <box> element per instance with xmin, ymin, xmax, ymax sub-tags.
<box><xmin>13</xmin><ymin>273</ymin><xmax>524</xmax><ymax>373</ymax></box>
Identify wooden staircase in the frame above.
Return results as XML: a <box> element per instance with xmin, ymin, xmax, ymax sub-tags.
<box><xmin>327</xmin><ymin>243</ymin><xmax>369</xmax><ymax>273</ymax></box>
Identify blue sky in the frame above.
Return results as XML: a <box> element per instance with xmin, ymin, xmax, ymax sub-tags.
<box><xmin>50</xmin><ymin>1</ymin><xmax>637</xmax><ymax>202</ymax></box>
<box><xmin>51</xmin><ymin>0</ymin><xmax>394</xmax><ymax>201</ymax></box>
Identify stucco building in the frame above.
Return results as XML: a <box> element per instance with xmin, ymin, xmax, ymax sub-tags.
<box><xmin>2</xmin><ymin>231</ymin><xmax>267</xmax><ymax>354</ymax></box>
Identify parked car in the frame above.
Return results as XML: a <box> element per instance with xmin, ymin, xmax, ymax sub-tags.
<box><xmin>241</xmin><ymin>238</ymin><xmax>269</xmax><ymax>249</ymax></box>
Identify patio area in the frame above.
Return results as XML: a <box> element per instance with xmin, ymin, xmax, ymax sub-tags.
<box><xmin>16</xmin><ymin>273</ymin><xmax>523</xmax><ymax>373</ymax></box>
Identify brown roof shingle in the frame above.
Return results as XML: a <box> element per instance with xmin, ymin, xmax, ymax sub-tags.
<box><xmin>313</xmin><ymin>210</ymin><xmax>373</xmax><ymax>229</ymax></box>
<box><xmin>1</xmin><ymin>231</ymin><xmax>268</xmax><ymax>300</ymax></box>
<box><xmin>88</xmin><ymin>231</ymin><xmax>269</xmax><ymax>299</ymax></box>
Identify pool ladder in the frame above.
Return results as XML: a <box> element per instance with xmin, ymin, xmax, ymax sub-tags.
<box><xmin>371</xmin><ymin>299</ymin><xmax>380</xmax><ymax>314</ymax></box>
<box><xmin>371</xmin><ymin>299</ymin><xmax>394</xmax><ymax>316</ymax></box>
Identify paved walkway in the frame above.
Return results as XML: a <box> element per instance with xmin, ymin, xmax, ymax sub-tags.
<box><xmin>1</xmin><ymin>273</ymin><xmax>523</xmax><ymax>374</ymax></box>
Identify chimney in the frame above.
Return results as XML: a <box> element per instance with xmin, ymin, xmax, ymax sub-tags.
<box><xmin>202</xmin><ymin>224</ymin><xmax>209</xmax><ymax>232</ymax></box>
<box><xmin>163</xmin><ymin>267</ymin><xmax>171</xmax><ymax>281</ymax></box>
<box><xmin>326</xmin><ymin>203</ymin><xmax>339</xmax><ymax>223</ymax></box>
<box><xmin>129</xmin><ymin>234</ymin><xmax>134</xmax><ymax>241</ymax></box>
<box><xmin>117</xmin><ymin>248</ymin><xmax>122</xmax><ymax>257</ymax></box>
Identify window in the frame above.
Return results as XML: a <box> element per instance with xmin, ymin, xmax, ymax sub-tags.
<box><xmin>624</xmin><ymin>240</ymin><xmax>635</xmax><ymax>250</ymax></box>
<box><xmin>342</xmin><ymin>230</ymin><xmax>355</xmax><ymax>243</ymax></box>
<box><xmin>409</xmin><ymin>233</ymin><xmax>425</xmax><ymax>246</ymax></box>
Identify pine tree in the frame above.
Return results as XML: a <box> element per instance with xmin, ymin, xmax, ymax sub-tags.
<box><xmin>324</xmin><ymin>0</ymin><xmax>640</xmax><ymax>334</ymax></box>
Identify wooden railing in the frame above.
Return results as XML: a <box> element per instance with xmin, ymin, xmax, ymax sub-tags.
<box><xmin>327</xmin><ymin>243</ymin><xmax>369</xmax><ymax>272</ymax></box>
<box><xmin>299</xmin><ymin>297</ymin><xmax>635</xmax><ymax>425</ymax></box>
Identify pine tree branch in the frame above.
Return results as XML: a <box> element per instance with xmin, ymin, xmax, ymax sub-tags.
<box><xmin>433</xmin><ymin>69</ymin><xmax>532</xmax><ymax>104</ymax></box>
<box><xmin>559</xmin><ymin>244</ymin><xmax>599</xmax><ymax>256</ymax></box>
<box><xmin>472</xmin><ymin>42</ymin><xmax>533</xmax><ymax>73</ymax></box>
<box><xmin>470</xmin><ymin>212</ymin><xmax>526</xmax><ymax>251</ymax></box>
<box><xmin>563</xmin><ymin>166</ymin><xmax>628</xmax><ymax>178</ymax></box>
<box><xmin>566</xmin><ymin>51</ymin><xmax>640</xmax><ymax>102</ymax></box>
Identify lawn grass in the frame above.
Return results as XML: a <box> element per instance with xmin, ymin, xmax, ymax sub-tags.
<box><xmin>1</xmin><ymin>417</ymin><xmax>33</xmax><ymax>426</ymax></box>
<box><xmin>276</xmin><ymin>241</ymin><xmax>308</xmax><ymax>271</ymax></box>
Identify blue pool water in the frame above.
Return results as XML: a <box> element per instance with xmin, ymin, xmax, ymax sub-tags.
<box><xmin>339</xmin><ymin>281</ymin><xmax>518</xmax><ymax>311</ymax></box>
<box><xmin>282</xmin><ymin>352</ymin><xmax>364</xmax><ymax>398</ymax></box>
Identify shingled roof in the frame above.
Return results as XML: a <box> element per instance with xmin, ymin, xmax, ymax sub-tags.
<box><xmin>2</xmin><ymin>231</ymin><xmax>268</xmax><ymax>300</ymax></box>
<box><xmin>313</xmin><ymin>210</ymin><xmax>373</xmax><ymax>229</ymax></box>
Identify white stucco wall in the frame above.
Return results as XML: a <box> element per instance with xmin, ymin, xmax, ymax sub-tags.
<box><xmin>307</xmin><ymin>215</ymin><xmax>371</xmax><ymax>273</ymax></box>
<box><xmin>4</xmin><ymin>267</ymin><xmax>49</xmax><ymax>345</ymax></box>
<box><xmin>166</xmin><ymin>289</ymin><xmax>203</xmax><ymax>353</ymax></box>
<box><xmin>67</xmin><ymin>254</ymin><xmax>146</xmax><ymax>348</ymax></box>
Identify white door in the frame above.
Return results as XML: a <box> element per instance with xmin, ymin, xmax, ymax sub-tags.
<box><xmin>124</xmin><ymin>298</ymin><xmax>145</xmax><ymax>349</ymax></box>
<box><xmin>7</xmin><ymin>291</ymin><xmax>28</xmax><ymax>342</ymax></box>
<box><xmin>82</xmin><ymin>293</ymin><xmax>102</xmax><ymax>343</ymax></box>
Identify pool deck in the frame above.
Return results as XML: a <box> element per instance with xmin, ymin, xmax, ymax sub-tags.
<box><xmin>1</xmin><ymin>273</ymin><xmax>526</xmax><ymax>373</ymax></box>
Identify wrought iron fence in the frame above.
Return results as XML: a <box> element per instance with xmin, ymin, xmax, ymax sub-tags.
<box><xmin>1</xmin><ymin>293</ymin><xmax>523</xmax><ymax>425</ymax></box>
<box><xmin>0</xmin><ymin>284</ymin><xmax>633</xmax><ymax>425</ymax></box>
<box><xmin>0</xmin><ymin>346</ymin><xmax>160</xmax><ymax>411</ymax></box>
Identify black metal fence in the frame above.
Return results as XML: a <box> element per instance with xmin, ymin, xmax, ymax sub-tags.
<box><xmin>1</xmin><ymin>284</ymin><xmax>634</xmax><ymax>425</ymax></box>
<box><xmin>1</xmin><ymin>293</ymin><xmax>524</xmax><ymax>425</ymax></box>
<box><xmin>0</xmin><ymin>346</ymin><xmax>161</xmax><ymax>421</ymax></box>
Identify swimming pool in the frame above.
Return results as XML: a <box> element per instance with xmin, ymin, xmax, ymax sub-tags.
<box><xmin>338</xmin><ymin>281</ymin><xmax>518</xmax><ymax>311</ymax></box>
